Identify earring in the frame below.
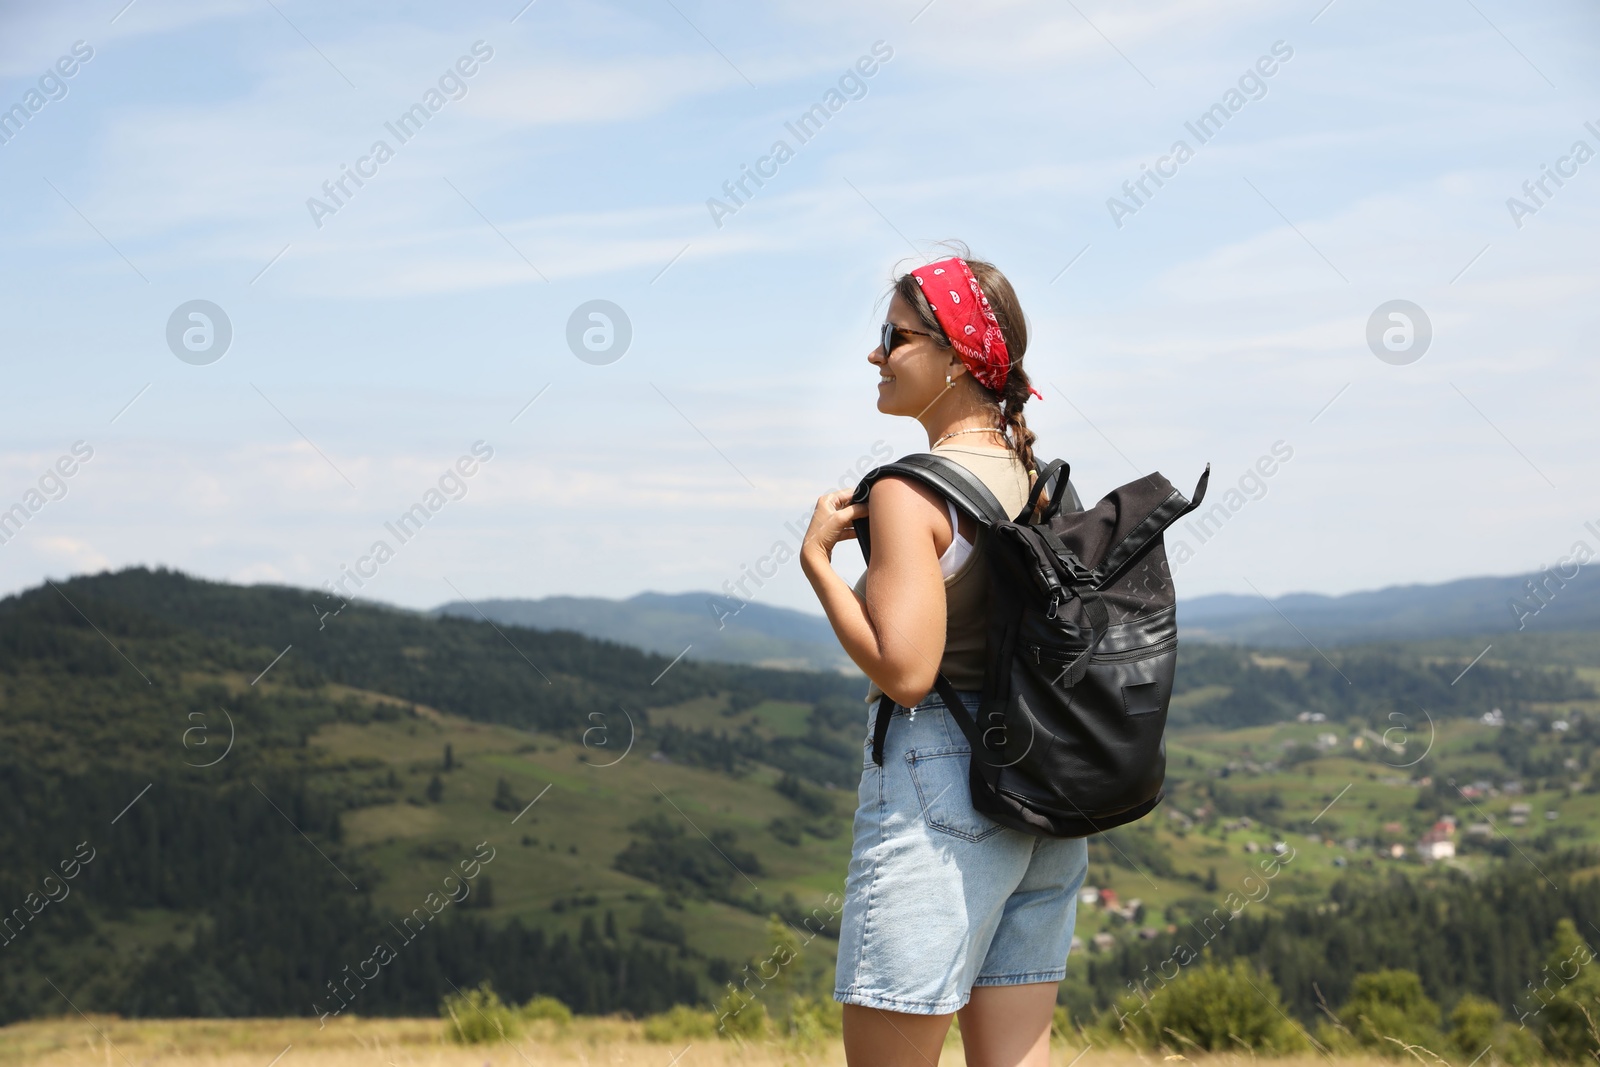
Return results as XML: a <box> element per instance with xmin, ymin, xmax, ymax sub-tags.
<box><xmin>945</xmin><ymin>374</ymin><xmax>953</xmax><ymax>387</ymax></box>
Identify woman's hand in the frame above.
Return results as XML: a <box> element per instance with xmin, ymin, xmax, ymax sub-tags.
<box><xmin>800</xmin><ymin>488</ymin><xmax>867</xmax><ymax>571</ymax></box>
<box><xmin>801</xmin><ymin>476</ymin><xmax>949</xmax><ymax>707</ymax></box>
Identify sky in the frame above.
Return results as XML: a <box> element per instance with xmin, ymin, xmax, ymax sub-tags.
<box><xmin>0</xmin><ymin>0</ymin><xmax>1596</xmax><ymax>618</ymax></box>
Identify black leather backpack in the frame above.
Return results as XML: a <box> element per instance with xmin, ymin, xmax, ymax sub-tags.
<box><xmin>851</xmin><ymin>453</ymin><xmax>1210</xmax><ymax>839</ymax></box>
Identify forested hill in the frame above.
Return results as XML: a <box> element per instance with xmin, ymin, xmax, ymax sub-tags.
<box><xmin>433</xmin><ymin>591</ymin><xmax>854</xmax><ymax>673</ymax></box>
<box><xmin>2</xmin><ymin>566</ymin><xmax>1596</xmax><ymax>1028</ymax></box>
<box><xmin>0</xmin><ymin>567</ymin><xmax>862</xmax><ymax>1023</ymax></box>
<box><xmin>0</xmin><ymin>566</ymin><xmax>860</xmax><ymax>739</ymax></box>
<box><xmin>4</xmin><ymin>565</ymin><xmax>1579</xmax><ymax>759</ymax></box>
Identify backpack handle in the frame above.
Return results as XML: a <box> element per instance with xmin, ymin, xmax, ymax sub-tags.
<box><xmin>1022</xmin><ymin>459</ymin><xmax>1083</xmax><ymax>523</ymax></box>
<box><xmin>1021</xmin><ymin>459</ymin><xmax>1063</xmax><ymax>519</ymax></box>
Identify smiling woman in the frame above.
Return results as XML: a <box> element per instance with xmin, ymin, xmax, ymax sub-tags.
<box><xmin>799</xmin><ymin>250</ymin><xmax>1087</xmax><ymax>1067</ymax></box>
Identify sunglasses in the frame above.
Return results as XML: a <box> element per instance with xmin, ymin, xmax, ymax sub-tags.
<box><xmin>879</xmin><ymin>321</ymin><xmax>942</xmax><ymax>358</ymax></box>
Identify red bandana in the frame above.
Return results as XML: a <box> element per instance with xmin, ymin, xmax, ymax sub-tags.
<box><xmin>910</xmin><ymin>257</ymin><xmax>1042</xmax><ymax>399</ymax></box>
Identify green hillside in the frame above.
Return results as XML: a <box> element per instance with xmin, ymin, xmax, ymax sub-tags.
<box><xmin>432</xmin><ymin>591</ymin><xmax>856</xmax><ymax>672</ymax></box>
<box><xmin>3</xmin><ymin>567</ymin><xmax>1600</xmax><ymax>1030</ymax></box>
<box><xmin>0</xmin><ymin>568</ymin><xmax>861</xmax><ymax>1022</ymax></box>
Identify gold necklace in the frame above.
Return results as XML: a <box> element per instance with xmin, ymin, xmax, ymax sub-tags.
<box><xmin>933</xmin><ymin>426</ymin><xmax>1007</xmax><ymax>447</ymax></box>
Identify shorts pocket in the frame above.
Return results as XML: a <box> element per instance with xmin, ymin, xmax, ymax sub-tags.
<box><xmin>905</xmin><ymin>746</ymin><xmax>1004</xmax><ymax>843</ymax></box>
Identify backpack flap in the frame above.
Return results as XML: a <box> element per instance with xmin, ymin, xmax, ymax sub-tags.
<box><xmin>995</xmin><ymin>465</ymin><xmax>1209</xmax><ymax>682</ymax></box>
<box><xmin>1091</xmin><ymin>466</ymin><xmax>1211</xmax><ymax>592</ymax></box>
<box><xmin>1025</xmin><ymin>466</ymin><xmax>1210</xmax><ymax>593</ymax></box>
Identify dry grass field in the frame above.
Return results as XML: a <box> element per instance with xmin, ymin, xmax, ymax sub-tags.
<box><xmin>0</xmin><ymin>1015</ymin><xmax>1385</xmax><ymax>1067</ymax></box>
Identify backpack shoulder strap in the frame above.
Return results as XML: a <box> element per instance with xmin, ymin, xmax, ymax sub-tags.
<box><xmin>850</xmin><ymin>453</ymin><xmax>1008</xmax><ymax>564</ymax></box>
<box><xmin>885</xmin><ymin>453</ymin><xmax>1010</xmax><ymax>524</ymax></box>
<box><xmin>870</xmin><ymin>673</ymin><xmax>983</xmax><ymax>767</ymax></box>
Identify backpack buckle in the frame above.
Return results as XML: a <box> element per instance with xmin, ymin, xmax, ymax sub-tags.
<box><xmin>1057</xmin><ymin>553</ymin><xmax>1097</xmax><ymax>585</ymax></box>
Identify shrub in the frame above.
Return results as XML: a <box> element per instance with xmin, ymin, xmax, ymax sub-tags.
<box><xmin>520</xmin><ymin>994</ymin><xmax>573</xmax><ymax>1024</ymax></box>
<box><xmin>635</xmin><ymin>900</ymin><xmax>686</xmax><ymax>946</ymax></box>
<box><xmin>714</xmin><ymin>987</ymin><xmax>768</xmax><ymax>1040</ymax></box>
<box><xmin>1331</xmin><ymin>969</ymin><xmax>1442</xmax><ymax>1056</ymax></box>
<box><xmin>776</xmin><ymin>774</ymin><xmax>833</xmax><ymax>817</ymax></box>
<box><xmin>1051</xmin><ymin>1005</ymin><xmax>1073</xmax><ymax>1042</ymax></box>
<box><xmin>1095</xmin><ymin>958</ymin><xmax>1308</xmax><ymax>1054</ymax></box>
<box><xmin>784</xmin><ymin>996</ymin><xmax>843</xmax><ymax>1043</ymax></box>
<box><xmin>643</xmin><ymin>1004</ymin><xmax>719</xmax><ymax>1043</ymax></box>
<box><xmin>441</xmin><ymin>981</ymin><xmax>519</xmax><ymax>1044</ymax></box>
<box><xmin>492</xmin><ymin>777</ymin><xmax>524</xmax><ymax>812</ymax></box>
<box><xmin>615</xmin><ymin>813</ymin><xmax>762</xmax><ymax>899</ymax></box>
<box><xmin>1534</xmin><ymin>918</ymin><xmax>1600</xmax><ymax>1061</ymax></box>
<box><xmin>1448</xmin><ymin>994</ymin><xmax>1499</xmax><ymax>1059</ymax></box>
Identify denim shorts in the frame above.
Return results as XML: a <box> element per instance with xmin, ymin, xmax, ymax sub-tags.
<box><xmin>833</xmin><ymin>689</ymin><xmax>1090</xmax><ymax>1015</ymax></box>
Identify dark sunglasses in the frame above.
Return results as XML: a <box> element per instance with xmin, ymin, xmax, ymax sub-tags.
<box><xmin>879</xmin><ymin>321</ymin><xmax>941</xmax><ymax>357</ymax></box>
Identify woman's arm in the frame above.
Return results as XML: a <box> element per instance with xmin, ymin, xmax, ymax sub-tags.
<box><xmin>800</xmin><ymin>477</ymin><xmax>950</xmax><ymax>707</ymax></box>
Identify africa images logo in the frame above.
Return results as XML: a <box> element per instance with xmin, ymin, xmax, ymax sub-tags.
<box><xmin>166</xmin><ymin>300</ymin><xmax>233</xmax><ymax>365</ymax></box>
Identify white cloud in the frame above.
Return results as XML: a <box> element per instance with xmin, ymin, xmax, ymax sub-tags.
<box><xmin>0</xmin><ymin>0</ymin><xmax>250</xmax><ymax>76</ymax></box>
<box><xmin>1</xmin><ymin>0</ymin><xmax>1595</xmax><ymax>615</ymax></box>
<box><xmin>460</xmin><ymin>55</ymin><xmax>736</xmax><ymax>125</ymax></box>
<box><xmin>29</xmin><ymin>535</ymin><xmax>111</xmax><ymax>572</ymax></box>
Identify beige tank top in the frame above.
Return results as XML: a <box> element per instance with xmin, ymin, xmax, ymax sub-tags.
<box><xmin>855</xmin><ymin>443</ymin><xmax>1031</xmax><ymax>704</ymax></box>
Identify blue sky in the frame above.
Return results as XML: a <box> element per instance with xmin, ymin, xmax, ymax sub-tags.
<box><xmin>0</xmin><ymin>0</ymin><xmax>1595</xmax><ymax>617</ymax></box>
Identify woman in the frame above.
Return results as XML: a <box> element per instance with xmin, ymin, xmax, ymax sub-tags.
<box><xmin>801</xmin><ymin>252</ymin><xmax>1089</xmax><ymax>1067</ymax></box>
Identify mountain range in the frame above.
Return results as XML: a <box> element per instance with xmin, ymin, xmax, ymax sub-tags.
<box><xmin>434</xmin><ymin>565</ymin><xmax>1598</xmax><ymax>671</ymax></box>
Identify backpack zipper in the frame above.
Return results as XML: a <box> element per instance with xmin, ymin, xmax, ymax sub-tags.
<box><xmin>1030</xmin><ymin>636</ymin><xmax>1176</xmax><ymax>667</ymax></box>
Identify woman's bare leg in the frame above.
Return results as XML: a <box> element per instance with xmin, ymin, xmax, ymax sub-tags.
<box><xmin>843</xmin><ymin>1004</ymin><xmax>954</xmax><ymax>1067</ymax></box>
<box><xmin>955</xmin><ymin>982</ymin><xmax>1058</xmax><ymax>1067</ymax></box>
